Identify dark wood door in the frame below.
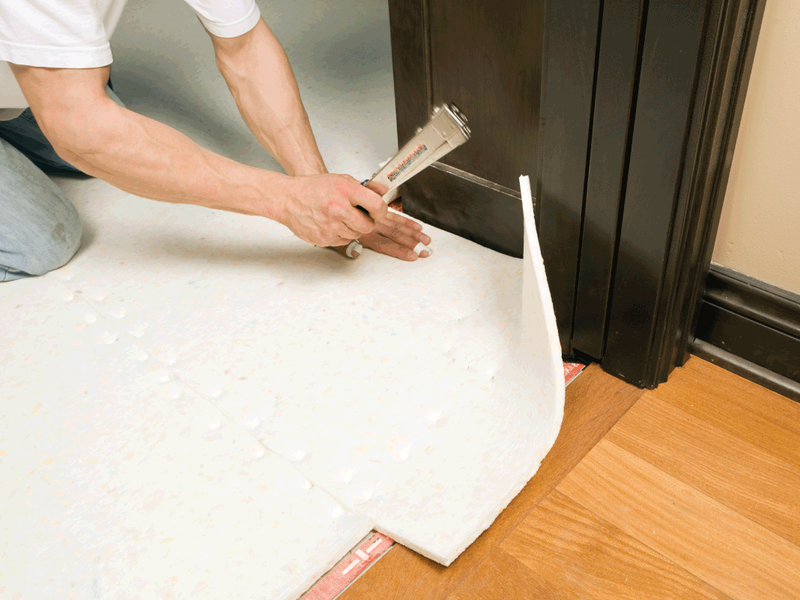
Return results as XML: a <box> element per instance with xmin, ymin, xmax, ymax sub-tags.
<box><xmin>388</xmin><ymin>0</ymin><xmax>766</xmax><ymax>388</ymax></box>
<box><xmin>388</xmin><ymin>0</ymin><xmax>544</xmax><ymax>258</ymax></box>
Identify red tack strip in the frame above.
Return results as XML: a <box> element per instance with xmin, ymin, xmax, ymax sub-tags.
<box><xmin>564</xmin><ymin>361</ymin><xmax>586</xmax><ymax>386</ymax></box>
<box><xmin>302</xmin><ymin>532</ymin><xmax>394</xmax><ymax>600</ymax></box>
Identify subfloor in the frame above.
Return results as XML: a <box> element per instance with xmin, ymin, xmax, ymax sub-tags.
<box><xmin>340</xmin><ymin>357</ymin><xmax>800</xmax><ymax>600</ymax></box>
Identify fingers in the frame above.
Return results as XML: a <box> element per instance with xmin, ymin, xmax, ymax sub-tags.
<box><xmin>345</xmin><ymin>179</ymin><xmax>388</xmax><ymax>220</ymax></box>
<box><xmin>342</xmin><ymin>207</ymin><xmax>374</xmax><ymax>236</ymax></box>
<box><xmin>340</xmin><ymin>223</ymin><xmax>363</xmax><ymax>240</ymax></box>
<box><xmin>363</xmin><ymin>179</ymin><xmax>389</xmax><ymax>197</ymax></box>
<box><xmin>376</xmin><ymin>213</ymin><xmax>431</xmax><ymax>248</ymax></box>
<box><xmin>329</xmin><ymin>243</ymin><xmax>358</xmax><ymax>258</ymax></box>
<box><xmin>361</xmin><ymin>232</ymin><xmax>419</xmax><ymax>261</ymax></box>
<box><xmin>383</xmin><ymin>210</ymin><xmax>425</xmax><ymax>234</ymax></box>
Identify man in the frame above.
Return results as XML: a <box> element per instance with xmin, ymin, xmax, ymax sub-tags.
<box><xmin>0</xmin><ymin>0</ymin><xmax>431</xmax><ymax>282</ymax></box>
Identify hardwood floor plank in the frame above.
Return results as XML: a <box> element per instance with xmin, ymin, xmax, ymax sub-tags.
<box><xmin>498</xmin><ymin>490</ymin><xmax>731</xmax><ymax>600</ymax></box>
<box><xmin>447</xmin><ymin>549</ymin><xmax>561</xmax><ymax>600</ymax></box>
<box><xmin>606</xmin><ymin>392</ymin><xmax>800</xmax><ymax>546</ymax></box>
<box><xmin>340</xmin><ymin>365</ymin><xmax>645</xmax><ymax>600</ymax></box>
<box><xmin>653</xmin><ymin>358</ymin><xmax>800</xmax><ymax>465</ymax></box>
<box><xmin>557</xmin><ymin>439</ymin><xmax>800</xmax><ymax>600</ymax></box>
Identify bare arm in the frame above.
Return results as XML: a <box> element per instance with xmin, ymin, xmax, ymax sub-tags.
<box><xmin>210</xmin><ymin>19</ymin><xmax>326</xmax><ymax>177</ymax></box>
<box><xmin>9</xmin><ymin>63</ymin><xmax>384</xmax><ymax>248</ymax></box>
<box><xmin>209</xmin><ymin>20</ymin><xmax>432</xmax><ymax>260</ymax></box>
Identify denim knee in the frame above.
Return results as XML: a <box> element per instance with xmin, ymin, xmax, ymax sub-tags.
<box><xmin>21</xmin><ymin>194</ymin><xmax>83</xmax><ymax>276</ymax></box>
<box><xmin>1</xmin><ymin>136</ymin><xmax>84</xmax><ymax>280</ymax></box>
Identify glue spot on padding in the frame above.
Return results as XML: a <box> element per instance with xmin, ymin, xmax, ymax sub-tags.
<box><xmin>130</xmin><ymin>348</ymin><xmax>148</xmax><ymax>362</ymax></box>
<box><xmin>426</xmin><ymin>410</ymin><xmax>442</xmax><ymax>424</ymax></box>
<box><xmin>353</xmin><ymin>488</ymin><xmax>373</xmax><ymax>504</ymax></box>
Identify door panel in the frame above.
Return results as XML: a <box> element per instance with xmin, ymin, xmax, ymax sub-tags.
<box><xmin>571</xmin><ymin>0</ymin><xmax>646</xmax><ymax>359</ymax></box>
<box><xmin>428</xmin><ymin>0</ymin><xmax>542</xmax><ymax>190</ymax></box>
<box><xmin>536</xmin><ymin>0</ymin><xmax>601</xmax><ymax>352</ymax></box>
<box><xmin>388</xmin><ymin>0</ymin><xmax>545</xmax><ymax>259</ymax></box>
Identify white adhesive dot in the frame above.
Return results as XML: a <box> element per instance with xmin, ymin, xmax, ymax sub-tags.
<box><xmin>85</xmin><ymin>313</ymin><xmax>97</xmax><ymax>323</ymax></box>
<box><xmin>130</xmin><ymin>325</ymin><xmax>147</xmax><ymax>338</ymax></box>
<box><xmin>112</xmin><ymin>307</ymin><xmax>127</xmax><ymax>319</ymax></box>
<box><xmin>250</xmin><ymin>445</ymin><xmax>266</xmax><ymax>459</ymax></box>
<box><xmin>330</xmin><ymin>505</ymin><xmax>344</xmax><ymax>519</ymax></box>
<box><xmin>393</xmin><ymin>446</ymin><xmax>411</xmax><ymax>462</ymax></box>
<box><xmin>208</xmin><ymin>419</ymin><xmax>222</xmax><ymax>431</ymax></box>
<box><xmin>339</xmin><ymin>469</ymin><xmax>356</xmax><ymax>484</ymax></box>
<box><xmin>59</xmin><ymin>270</ymin><xmax>73</xmax><ymax>281</ymax></box>
<box><xmin>292</xmin><ymin>449</ymin><xmax>307</xmax><ymax>463</ymax></box>
<box><xmin>92</xmin><ymin>293</ymin><xmax>105</xmax><ymax>302</ymax></box>
<box><xmin>245</xmin><ymin>417</ymin><xmax>260</xmax><ymax>430</ymax></box>
<box><xmin>102</xmin><ymin>330</ymin><xmax>118</xmax><ymax>344</ymax></box>
<box><xmin>210</xmin><ymin>388</ymin><xmax>223</xmax><ymax>399</ymax></box>
<box><xmin>157</xmin><ymin>370</ymin><xmax>170</xmax><ymax>383</ymax></box>
<box><xmin>355</xmin><ymin>488</ymin><xmax>373</xmax><ymax>504</ymax></box>
<box><xmin>131</xmin><ymin>348</ymin><xmax>148</xmax><ymax>362</ymax></box>
<box><xmin>426</xmin><ymin>410</ymin><xmax>442</xmax><ymax>424</ymax></box>
<box><xmin>300</xmin><ymin>479</ymin><xmax>312</xmax><ymax>491</ymax></box>
<box><xmin>63</xmin><ymin>291</ymin><xmax>74</xmax><ymax>302</ymax></box>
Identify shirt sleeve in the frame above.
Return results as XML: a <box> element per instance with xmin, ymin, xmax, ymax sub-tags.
<box><xmin>0</xmin><ymin>0</ymin><xmax>112</xmax><ymax>68</ymax></box>
<box><xmin>182</xmin><ymin>0</ymin><xmax>261</xmax><ymax>38</ymax></box>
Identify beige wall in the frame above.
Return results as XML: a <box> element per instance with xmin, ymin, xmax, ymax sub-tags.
<box><xmin>712</xmin><ymin>0</ymin><xmax>800</xmax><ymax>295</ymax></box>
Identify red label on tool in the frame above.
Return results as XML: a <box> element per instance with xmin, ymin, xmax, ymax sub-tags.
<box><xmin>386</xmin><ymin>144</ymin><xmax>428</xmax><ymax>182</ymax></box>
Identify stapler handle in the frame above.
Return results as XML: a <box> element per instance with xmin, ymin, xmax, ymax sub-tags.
<box><xmin>336</xmin><ymin>103</ymin><xmax>471</xmax><ymax>259</ymax></box>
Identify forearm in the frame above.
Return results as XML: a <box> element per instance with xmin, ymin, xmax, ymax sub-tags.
<box><xmin>211</xmin><ymin>19</ymin><xmax>326</xmax><ymax>177</ymax></box>
<box><xmin>52</xmin><ymin>98</ymin><xmax>284</xmax><ymax>218</ymax></box>
<box><xmin>9</xmin><ymin>63</ymin><xmax>397</xmax><ymax>252</ymax></box>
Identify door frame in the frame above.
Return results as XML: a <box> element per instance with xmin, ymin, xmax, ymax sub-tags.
<box><xmin>388</xmin><ymin>0</ymin><xmax>767</xmax><ymax>388</ymax></box>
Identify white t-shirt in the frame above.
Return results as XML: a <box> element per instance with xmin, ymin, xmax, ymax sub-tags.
<box><xmin>0</xmin><ymin>0</ymin><xmax>261</xmax><ymax>116</ymax></box>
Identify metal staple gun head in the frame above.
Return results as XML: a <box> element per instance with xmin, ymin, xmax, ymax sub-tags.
<box><xmin>345</xmin><ymin>104</ymin><xmax>471</xmax><ymax>259</ymax></box>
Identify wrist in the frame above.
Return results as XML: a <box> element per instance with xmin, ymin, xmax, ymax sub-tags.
<box><xmin>285</xmin><ymin>156</ymin><xmax>327</xmax><ymax>177</ymax></box>
<box><xmin>252</xmin><ymin>170</ymin><xmax>294</xmax><ymax>224</ymax></box>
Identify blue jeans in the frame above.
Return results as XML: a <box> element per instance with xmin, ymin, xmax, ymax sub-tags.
<box><xmin>0</xmin><ymin>86</ymin><xmax>123</xmax><ymax>282</ymax></box>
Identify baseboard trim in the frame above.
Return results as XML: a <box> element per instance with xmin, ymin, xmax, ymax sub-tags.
<box><xmin>692</xmin><ymin>339</ymin><xmax>800</xmax><ymax>403</ymax></box>
<box><xmin>704</xmin><ymin>266</ymin><xmax>800</xmax><ymax>339</ymax></box>
<box><xmin>693</xmin><ymin>265</ymin><xmax>800</xmax><ymax>401</ymax></box>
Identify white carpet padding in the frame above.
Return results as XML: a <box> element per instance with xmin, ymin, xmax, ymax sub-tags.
<box><xmin>1</xmin><ymin>175</ymin><xmax>563</xmax><ymax>597</ymax></box>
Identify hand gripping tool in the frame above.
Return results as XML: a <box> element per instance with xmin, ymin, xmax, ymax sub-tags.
<box><xmin>344</xmin><ymin>103</ymin><xmax>471</xmax><ymax>258</ymax></box>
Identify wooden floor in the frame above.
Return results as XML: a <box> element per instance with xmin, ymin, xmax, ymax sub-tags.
<box><xmin>340</xmin><ymin>357</ymin><xmax>800</xmax><ymax>600</ymax></box>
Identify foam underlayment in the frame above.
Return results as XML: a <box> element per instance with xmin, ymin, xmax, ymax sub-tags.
<box><xmin>0</xmin><ymin>175</ymin><xmax>563</xmax><ymax>598</ymax></box>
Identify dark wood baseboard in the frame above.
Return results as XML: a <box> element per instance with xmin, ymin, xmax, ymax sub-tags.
<box><xmin>692</xmin><ymin>265</ymin><xmax>800</xmax><ymax>402</ymax></box>
<box><xmin>401</xmin><ymin>163</ymin><xmax>525</xmax><ymax>258</ymax></box>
